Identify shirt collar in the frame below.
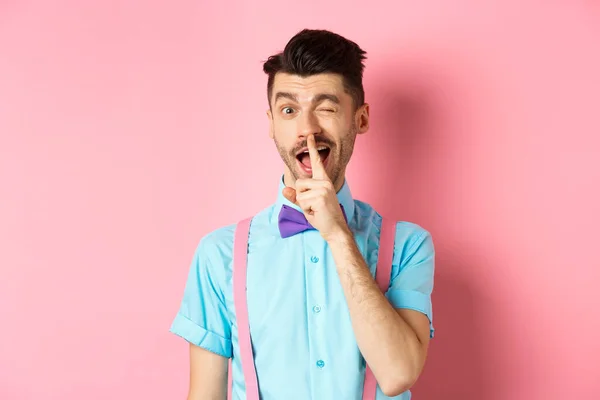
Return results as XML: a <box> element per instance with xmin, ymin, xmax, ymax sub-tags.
<box><xmin>272</xmin><ymin>174</ymin><xmax>356</xmax><ymax>226</ymax></box>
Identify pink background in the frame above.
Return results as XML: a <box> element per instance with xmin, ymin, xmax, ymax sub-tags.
<box><xmin>1</xmin><ymin>1</ymin><xmax>599</xmax><ymax>399</ymax></box>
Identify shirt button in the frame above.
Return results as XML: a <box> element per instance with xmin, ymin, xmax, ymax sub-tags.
<box><xmin>310</xmin><ymin>256</ymin><xmax>319</xmax><ymax>263</ymax></box>
<box><xmin>313</xmin><ymin>305</ymin><xmax>321</xmax><ymax>313</ymax></box>
<box><xmin>316</xmin><ymin>360</ymin><xmax>325</xmax><ymax>368</ymax></box>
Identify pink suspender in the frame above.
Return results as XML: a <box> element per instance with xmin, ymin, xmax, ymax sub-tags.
<box><xmin>229</xmin><ymin>217</ymin><xmax>396</xmax><ymax>400</ymax></box>
<box><xmin>230</xmin><ymin>217</ymin><xmax>258</xmax><ymax>400</ymax></box>
<box><xmin>362</xmin><ymin>217</ymin><xmax>395</xmax><ymax>400</ymax></box>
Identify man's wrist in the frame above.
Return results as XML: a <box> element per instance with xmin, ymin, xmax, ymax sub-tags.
<box><xmin>324</xmin><ymin>225</ymin><xmax>354</xmax><ymax>245</ymax></box>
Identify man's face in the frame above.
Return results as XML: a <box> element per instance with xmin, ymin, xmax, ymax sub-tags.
<box><xmin>267</xmin><ymin>72</ymin><xmax>369</xmax><ymax>190</ymax></box>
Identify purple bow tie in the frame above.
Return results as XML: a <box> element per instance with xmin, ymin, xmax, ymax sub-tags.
<box><xmin>278</xmin><ymin>204</ymin><xmax>347</xmax><ymax>238</ymax></box>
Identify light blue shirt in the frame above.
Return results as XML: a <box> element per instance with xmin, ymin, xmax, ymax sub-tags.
<box><xmin>170</xmin><ymin>176</ymin><xmax>435</xmax><ymax>399</ymax></box>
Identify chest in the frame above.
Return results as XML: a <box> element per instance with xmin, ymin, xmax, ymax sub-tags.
<box><xmin>240</xmin><ymin>228</ymin><xmax>380</xmax><ymax>342</ymax></box>
<box><xmin>222</xmin><ymin>214</ymin><xmax>399</xmax><ymax>399</ymax></box>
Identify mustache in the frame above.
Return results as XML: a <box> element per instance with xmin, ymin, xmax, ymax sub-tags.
<box><xmin>292</xmin><ymin>138</ymin><xmax>335</xmax><ymax>154</ymax></box>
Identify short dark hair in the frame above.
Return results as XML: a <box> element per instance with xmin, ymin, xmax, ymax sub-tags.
<box><xmin>263</xmin><ymin>29</ymin><xmax>367</xmax><ymax>109</ymax></box>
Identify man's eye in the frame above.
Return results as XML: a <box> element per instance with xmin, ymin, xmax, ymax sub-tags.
<box><xmin>282</xmin><ymin>107</ymin><xmax>295</xmax><ymax>114</ymax></box>
<box><xmin>318</xmin><ymin>109</ymin><xmax>335</xmax><ymax>113</ymax></box>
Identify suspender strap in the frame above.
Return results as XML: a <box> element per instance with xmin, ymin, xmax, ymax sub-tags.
<box><xmin>230</xmin><ymin>216</ymin><xmax>396</xmax><ymax>400</ymax></box>
<box><xmin>362</xmin><ymin>217</ymin><xmax>396</xmax><ymax>400</ymax></box>
<box><xmin>230</xmin><ymin>217</ymin><xmax>259</xmax><ymax>400</ymax></box>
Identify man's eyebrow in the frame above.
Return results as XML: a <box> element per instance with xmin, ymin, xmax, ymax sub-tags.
<box><xmin>274</xmin><ymin>92</ymin><xmax>299</xmax><ymax>103</ymax></box>
<box><xmin>314</xmin><ymin>93</ymin><xmax>340</xmax><ymax>104</ymax></box>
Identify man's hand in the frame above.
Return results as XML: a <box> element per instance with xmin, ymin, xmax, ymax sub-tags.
<box><xmin>282</xmin><ymin>134</ymin><xmax>349</xmax><ymax>241</ymax></box>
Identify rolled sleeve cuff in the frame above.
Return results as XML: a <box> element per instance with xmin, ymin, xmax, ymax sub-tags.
<box><xmin>169</xmin><ymin>313</ymin><xmax>232</xmax><ymax>358</ymax></box>
<box><xmin>386</xmin><ymin>289</ymin><xmax>435</xmax><ymax>338</ymax></box>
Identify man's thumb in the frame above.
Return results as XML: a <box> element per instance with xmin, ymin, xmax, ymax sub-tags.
<box><xmin>282</xmin><ymin>187</ymin><xmax>297</xmax><ymax>204</ymax></box>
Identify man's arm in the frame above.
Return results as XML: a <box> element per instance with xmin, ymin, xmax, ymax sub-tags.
<box><xmin>287</xmin><ymin>134</ymin><xmax>433</xmax><ymax>396</ymax></box>
<box><xmin>187</xmin><ymin>343</ymin><xmax>228</xmax><ymax>400</ymax></box>
<box><xmin>327</xmin><ymin>230</ymin><xmax>431</xmax><ymax>397</ymax></box>
<box><xmin>169</xmin><ymin>235</ymin><xmax>234</xmax><ymax>400</ymax></box>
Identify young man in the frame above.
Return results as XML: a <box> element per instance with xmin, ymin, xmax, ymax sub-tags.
<box><xmin>170</xmin><ymin>29</ymin><xmax>435</xmax><ymax>400</ymax></box>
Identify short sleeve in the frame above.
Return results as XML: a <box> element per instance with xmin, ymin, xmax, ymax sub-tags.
<box><xmin>385</xmin><ymin>224</ymin><xmax>436</xmax><ymax>338</ymax></box>
<box><xmin>169</xmin><ymin>237</ymin><xmax>233</xmax><ymax>358</ymax></box>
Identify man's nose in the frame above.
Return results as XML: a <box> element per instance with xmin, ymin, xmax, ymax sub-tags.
<box><xmin>297</xmin><ymin>112</ymin><xmax>322</xmax><ymax>139</ymax></box>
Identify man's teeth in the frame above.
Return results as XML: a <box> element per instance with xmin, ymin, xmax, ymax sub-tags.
<box><xmin>302</xmin><ymin>146</ymin><xmax>327</xmax><ymax>153</ymax></box>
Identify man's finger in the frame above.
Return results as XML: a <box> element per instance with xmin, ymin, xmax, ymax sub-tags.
<box><xmin>307</xmin><ymin>134</ymin><xmax>326</xmax><ymax>180</ymax></box>
<box><xmin>296</xmin><ymin>178</ymin><xmax>328</xmax><ymax>193</ymax></box>
<box><xmin>282</xmin><ymin>187</ymin><xmax>297</xmax><ymax>204</ymax></box>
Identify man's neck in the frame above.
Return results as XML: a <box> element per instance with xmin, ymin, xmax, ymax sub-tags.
<box><xmin>282</xmin><ymin>171</ymin><xmax>346</xmax><ymax>193</ymax></box>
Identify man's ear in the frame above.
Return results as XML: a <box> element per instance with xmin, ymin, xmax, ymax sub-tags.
<box><xmin>266</xmin><ymin>108</ymin><xmax>274</xmax><ymax>139</ymax></box>
<box><xmin>356</xmin><ymin>103</ymin><xmax>370</xmax><ymax>134</ymax></box>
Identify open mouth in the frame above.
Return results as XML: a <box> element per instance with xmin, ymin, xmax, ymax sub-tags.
<box><xmin>295</xmin><ymin>145</ymin><xmax>331</xmax><ymax>173</ymax></box>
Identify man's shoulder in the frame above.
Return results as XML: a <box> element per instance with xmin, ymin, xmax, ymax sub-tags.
<box><xmin>193</xmin><ymin>204</ymin><xmax>275</xmax><ymax>255</ymax></box>
<box><xmin>189</xmin><ymin>223</ymin><xmax>236</xmax><ymax>265</ymax></box>
<box><xmin>394</xmin><ymin>220</ymin><xmax>431</xmax><ymax>239</ymax></box>
<box><xmin>353</xmin><ymin>199</ymin><xmax>432</xmax><ymax>243</ymax></box>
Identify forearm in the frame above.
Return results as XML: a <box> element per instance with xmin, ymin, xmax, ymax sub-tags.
<box><xmin>188</xmin><ymin>344</ymin><xmax>228</xmax><ymax>400</ymax></box>
<box><xmin>327</xmin><ymin>229</ymin><xmax>423</xmax><ymax>395</ymax></box>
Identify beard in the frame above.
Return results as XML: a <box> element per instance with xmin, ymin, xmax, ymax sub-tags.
<box><xmin>274</xmin><ymin>122</ymin><xmax>358</xmax><ymax>185</ymax></box>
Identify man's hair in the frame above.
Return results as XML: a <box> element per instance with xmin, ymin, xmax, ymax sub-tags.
<box><xmin>263</xmin><ymin>29</ymin><xmax>367</xmax><ymax>109</ymax></box>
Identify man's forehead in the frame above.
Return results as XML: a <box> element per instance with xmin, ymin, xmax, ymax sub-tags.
<box><xmin>272</xmin><ymin>72</ymin><xmax>347</xmax><ymax>101</ymax></box>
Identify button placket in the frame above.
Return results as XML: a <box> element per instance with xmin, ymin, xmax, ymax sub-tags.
<box><xmin>306</xmin><ymin>242</ymin><xmax>328</xmax><ymax>381</ymax></box>
<box><xmin>310</xmin><ymin>255</ymin><xmax>323</xmax><ymax>318</ymax></box>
